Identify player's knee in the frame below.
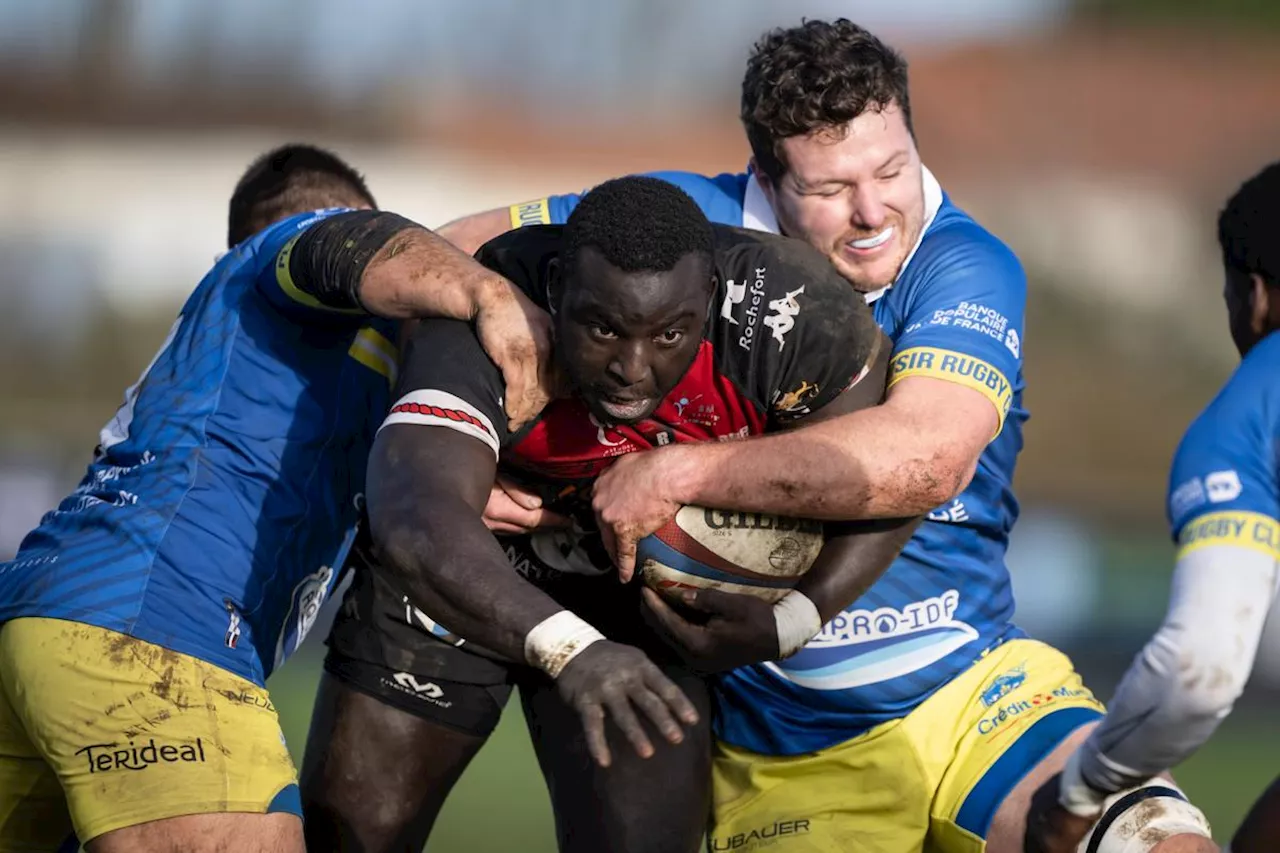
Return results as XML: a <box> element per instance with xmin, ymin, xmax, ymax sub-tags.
<box><xmin>1081</xmin><ymin>783</ymin><xmax>1213</xmax><ymax>853</ymax></box>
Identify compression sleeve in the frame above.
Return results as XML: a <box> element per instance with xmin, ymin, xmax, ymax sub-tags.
<box><xmin>1077</xmin><ymin>543</ymin><xmax>1278</xmax><ymax>792</ymax></box>
<box><xmin>887</xmin><ymin>224</ymin><xmax>1026</xmax><ymax>436</ymax></box>
<box><xmin>283</xmin><ymin>210</ymin><xmax>418</xmax><ymax>311</ymax></box>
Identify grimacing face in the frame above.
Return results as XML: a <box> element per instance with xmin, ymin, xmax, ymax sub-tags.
<box><xmin>551</xmin><ymin>246</ymin><xmax>713</xmax><ymax>425</ymax></box>
<box><xmin>757</xmin><ymin>102</ymin><xmax>926</xmax><ymax>293</ymax></box>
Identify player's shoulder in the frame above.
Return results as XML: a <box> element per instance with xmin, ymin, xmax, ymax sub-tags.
<box><xmin>1184</xmin><ymin>333</ymin><xmax>1280</xmax><ymax>443</ymax></box>
<box><xmin>901</xmin><ymin>198</ymin><xmax>1026</xmax><ymax>298</ymax></box>
<box><xmin>710</xmin><ymin>225</ymin><xmax>873</xmax><ymax>360</ymax></box>
<box><xmin>646</xmin><ymin>171</ymin><xmax>749</xmax><ymax>224</ymax></box>
<box><xmin>1169</xmin><ymin>335</ymin><xmax>1280</xmax><ymax>516</ymax></box>
<box><xmin>474</xmin><ymin>224</ymin><xmax>561</xmax><ymax>308</ymax></box>
<box><xmin>712</xmin><ymin>225</ymin><xmax>856</xmax><ymax>304</ymax></box>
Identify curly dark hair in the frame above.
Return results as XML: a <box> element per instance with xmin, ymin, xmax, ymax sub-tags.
<box><xmin>741</xmin><ymin>19</ymin><xmax>913</xmax><ymax>181</ymax></box>
<box><xmin>1219</xmin><ymin>161</ymin><xmax>1280</xmax><ymax>290</ymax></box>
<box><xmin>561</xmin><ymin>175</ymin><xmax>713</xmax><ymax>278</ymax></box>
<box><xmin>227</xmin><ymin>144</ymin><xmax>377</xmax><ymax>248</ymax></box>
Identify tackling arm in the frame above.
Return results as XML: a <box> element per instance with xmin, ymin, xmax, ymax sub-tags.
<box><xmin>658</xmin><ymin>374</ymin><xmax>994</xmax><ymax>520</ymax></box>
<box><xmin>1061</xmin><ymin>542</ymin><xmax>1278</xmax><ymax>809</ymax></box>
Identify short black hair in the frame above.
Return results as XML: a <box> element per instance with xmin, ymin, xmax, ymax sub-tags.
<box><xmin>227</xmin><ymin>144</ymin><xmax>377</xmax><ymax>248</ymax></box>
<box><xmin>1219</xmin><ymin>161</ymin><xmax>1280</xmax><ymax>292</ymax></box>
<box><xmin>742</xmin><ymin>19</ymin><xmax>913</xmax><ymax>181</ymax></box>
<box><xmin>561</xmin><ymin>176</ymin><xmax>714</xmax><ymax>279</ymax></box>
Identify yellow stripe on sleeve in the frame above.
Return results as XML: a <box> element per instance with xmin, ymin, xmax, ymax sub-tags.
<box><xmin>1176</xmin><ymin>511</ymin><xmax>1280</xmax><ymax>561</ymax></box>
<box><xmin>508</xmin><ymin>199</ymin><xmax>552</xmax><ymax>229</ymax></box>
<box><xmin>887</xmin><ymin>346</ymin><xmax>1013</xmax><ymax>434</ymax></box>
<box><xmin>274</xmin><ymin>235</ymin><xmax>364</xmax><ymax>315</ymax></box>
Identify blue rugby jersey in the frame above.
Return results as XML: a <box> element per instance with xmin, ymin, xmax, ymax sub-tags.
<box><xmin>512</xmin><ymin>168</ymin><xmax>1030</xmax><ymax>753</ymax></box>
<box><xmin>0</xmin><ymin>210</ymin><xmax>398</xmax><ymax>685</ymax></box>
<box><xmin>1166</xmin><ymin>331</ymin><xmax>1280</xmax><ymax>565</ymax></box>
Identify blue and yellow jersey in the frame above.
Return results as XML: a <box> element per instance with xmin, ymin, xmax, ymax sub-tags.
<box><xmin>0</xmin><ymin>210</ymin><xmax>398</xmax><ymax>686</ymax></box>
<box><xmin>513</xmin><ymin>169</ymin><xmax>1029</xmax><ymax>753</ymax></box>
<box><xmin>1166</xmin><ymin>331</ymin><xmax>1280</xmax><ymax>563</ymax></box>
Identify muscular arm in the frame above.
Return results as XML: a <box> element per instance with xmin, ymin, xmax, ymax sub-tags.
<box><xmin>367</xmin><ymin>425</ymin><xmax>563</xmax><ymax>660</ymax></box>
<box><xmin>287</xmin><ymin>211</ymin><xmax>553</xmax><ymax>427</ymax></box>
<box><xmin>286</xmin><ymin>211</ymin><xmax>516</xmax><ymax>322</ymax></box>
<box><xmin>1070</xmin><ymin>543</ymin><xmax>1277</xmax><ymax>797</ymax></box>
<box><xmin>659</xmin><ymin>375</ymin><xmax>995</xmax><ymax>520</ymax></box>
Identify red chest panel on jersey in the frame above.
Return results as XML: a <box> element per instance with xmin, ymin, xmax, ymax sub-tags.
<box><xmin>505</xmin><ymin>342</ymin><xmax>766</xmax><ymax>480</ymax></box>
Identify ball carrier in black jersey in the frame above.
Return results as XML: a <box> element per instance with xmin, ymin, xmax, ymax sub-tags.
<box><xmin>301</xmin><ymin>178</ymin><xmax>921</xmax><ymax>853</ymax></box>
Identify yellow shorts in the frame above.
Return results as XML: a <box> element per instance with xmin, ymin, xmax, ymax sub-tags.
<box><xmin>710</xmin><ymin>638</ymin><xmax>1104</xmax><ymax>853</ymax></box>
<box><xmin>0</xmin><ymin>617</ymin><xmax>299</xmax><ymax>850</ymax></box>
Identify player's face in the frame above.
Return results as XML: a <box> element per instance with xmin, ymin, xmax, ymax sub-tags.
<box><xmin>555</xmin><ymin>247</ymin><xmax>712</xmax><ymax>425</ymax></box>
<box><xmin>759</xmin><ymin>103</ymin><xmax>924</xmax><ymax>293</ymax></box>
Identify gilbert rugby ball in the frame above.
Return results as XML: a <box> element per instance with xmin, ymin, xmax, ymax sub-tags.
<box><xmin>638</xmin><ymin>506</ymin><xmax>825</xmax><ymax>604</ymax></box>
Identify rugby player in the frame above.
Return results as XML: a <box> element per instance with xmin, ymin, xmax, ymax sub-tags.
<box><xmin>0</xmin><ymin>144</ymin><xmax>551</xmax><ymax>853</ymax></box>
<box><xmin>435</xmin><ymin>19</ymin><xmax>1132</xmax><ymax>853</ymax></box>
<box><xmin>1022</xmin><ymin>165</ymin><xmax>1280</xmax><ymax>853</ymax></box>
<box><xmin>301</xmin><ymin>176</ymin><xmax>921</xmax><ymax>853</ymax></box>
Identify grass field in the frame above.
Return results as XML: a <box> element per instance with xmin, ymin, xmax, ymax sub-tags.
<box><xmin>268</xmin><ymin>647</ymin><xmax>1274</xmax><ymax>852</ymax></box>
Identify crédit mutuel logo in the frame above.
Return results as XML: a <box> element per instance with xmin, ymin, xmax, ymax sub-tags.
<box><xmin>76</xmin><ymin>738</ymin><xmax>207</xmax><ymax>773</ymax></box>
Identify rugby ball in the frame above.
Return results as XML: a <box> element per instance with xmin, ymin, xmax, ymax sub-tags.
<box><xmin>638</xmin><ymin>506</ymin><xmax>825</xmax><ymax>604</ymax></box>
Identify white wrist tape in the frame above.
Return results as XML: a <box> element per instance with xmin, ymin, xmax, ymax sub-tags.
<box><xmin>1080</xmin><ymin>783</ymin><xmax>1211</xmax><ymax>853</ymax></box>
<box><xmin>524</xmin><ymin>610</ymin><xmax>605</xmax><ymax>679</ymax></box>
<box><xmin>1059</xmin><ymin>746</ymin><xmax>1111</xmax><ymax>817</ymax></box>
<box><xmin>773</xmin><ymin>590</ymin><xmax>822</xmax><ymax>659</ymax></box>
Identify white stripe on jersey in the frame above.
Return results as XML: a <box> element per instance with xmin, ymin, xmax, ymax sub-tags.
<box><xmin>380</xmin><ymin>389</ymin><xmax>500</xmax><ymax>460</ymax></box>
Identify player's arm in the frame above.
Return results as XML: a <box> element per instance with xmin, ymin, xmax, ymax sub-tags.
<box><xmin>1055</xmin><ymin>399</ymin><xmax>1280</xmax><ymax>817</ymax></box>
<box><xmin>272</xmin><ymin>210</ymin><xmax>553</xmax><ymax>427</ymax></box>
<box><xmin>664</xmin><ymin>236</ymin><xmax>1021</xmax><ymax>520</ymax></box>
<box><xmin>370</xmin><ymin>320</ymin><xmax>698</xmax><ymax>766</ymax></box>
<box><xmin>436</xmin><ymin>171</ymin><xmax>737</xmax><ymax>256</ymax></box>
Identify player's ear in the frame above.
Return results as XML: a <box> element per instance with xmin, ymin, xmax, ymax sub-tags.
<box><xmin>750</xmin><ymin>157</ymin><xmax>778</xmax><ymax>206</ymax></box>
<box><xmin>1249</xmin><ymin>273</ymin><xmax>1272</xmax><ymax>336</ymax></box>
<box><xmin>546</xmin><ymin>257</ymin><xmax>562</xmax><ymax>317</ymax></box>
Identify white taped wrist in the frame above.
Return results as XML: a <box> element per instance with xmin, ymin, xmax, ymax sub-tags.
<box><xmin>1083</xmin><ymin>783</ymin><xmax>1211</xmax><ymax>853</ymax></box>
<box><xmin>524</xmin><ymin>610</ymin><xmax>605</xmax><ymax>678</ymax></box>
<box><xmin>773</xmin><ymin>590</ymin><xmax>822</xmax><ymax>658</ymax></box>
<box><xmin>1059</xmin><ymin>746</ymin><xmax>1111</xmax><ymax>817</ymax></box>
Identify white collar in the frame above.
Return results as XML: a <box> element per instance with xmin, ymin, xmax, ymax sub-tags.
<box><xmin>742</xmin><ymin>164</ymin><xmax>945</xmax><ymax>305</ymax></box>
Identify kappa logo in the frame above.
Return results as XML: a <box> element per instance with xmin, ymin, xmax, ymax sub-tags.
<box><xmin>392</xmin><ymin>672</ymin><xmax>444</xmax><ymax>699</ymax></box>
<box><xmin>720</xmin><ymin>279</ymin><xmax>747</xmax><ymax>324</ymax></box>
<box><xmin>762</xmin><ymin>287</ymin><xmax>805</xmax><ymax>350</ymax></box>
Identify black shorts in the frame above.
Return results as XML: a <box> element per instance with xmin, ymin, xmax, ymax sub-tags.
<box><xmin>323</xmin><ymin>533</ymin><xmax>679</xmax><ymax>738</ymax></box>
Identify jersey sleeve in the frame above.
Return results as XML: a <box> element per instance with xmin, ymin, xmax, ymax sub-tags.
<box><xmin>506</xmin><ymin>171</ymin><xmax>747</xmax><ymax>227</ymax></box>
<box><xmin>886</xmin><ymin>224</ymin><xmax>1026</xmax><ymax>435</ymax></box>
<box><xmin>716</xmin><ymin>231</ymin><xmax>881</xmax><ymax>428</ymax></box>
<box><xmin>380</xmin><ymin>318</ymin><xmax>511</xmax><ymax>459</ymax></box>
<box><xmin>1166</xmin><ymin>361</ymin><xmax>1280</xmax><ymax>559</ymax></box>
<box><xmin>251</xmin><ymin>207</ymin><xmax>367</xmax><ymax>322</ymax></box>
